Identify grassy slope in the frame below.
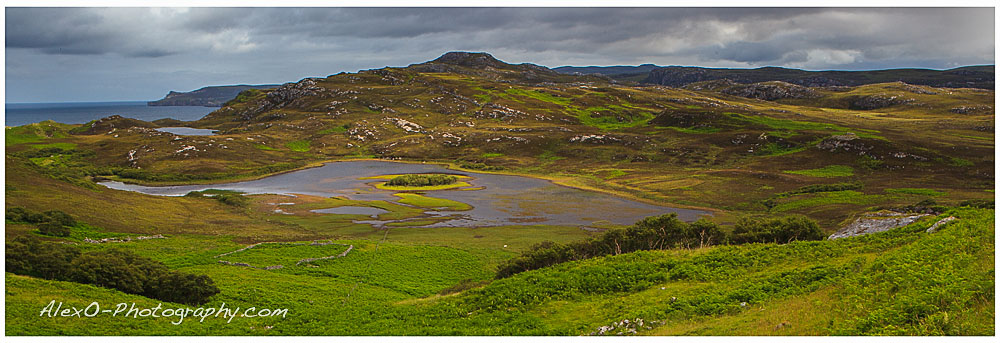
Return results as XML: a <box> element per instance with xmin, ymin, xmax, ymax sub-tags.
<box><xmin>5</xmin><ymin>207</ymin><xmax>992</xmax><ymax>335</ymax></box>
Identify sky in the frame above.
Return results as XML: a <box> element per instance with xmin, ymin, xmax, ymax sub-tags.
<box><xmin>4</xmin><ymin>7</ymin><xmax>996</xmax><ymax>103</ymax></box>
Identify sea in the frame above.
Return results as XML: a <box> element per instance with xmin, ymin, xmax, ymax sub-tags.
<box><xmin>4</xmin><ymin>101</ymin><xmax>218</xmax><ymax>127</ymax></box>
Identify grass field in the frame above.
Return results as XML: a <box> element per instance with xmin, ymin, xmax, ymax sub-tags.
<box><xmin>5</xmin><ymin>207</ymin><xmax>991</xmax><ymax>335</ymax></box>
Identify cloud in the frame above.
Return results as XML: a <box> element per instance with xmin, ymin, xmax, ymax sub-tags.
<box><xmin>4</xmin><ymin>7</ymin><xmax>994</xmax><ymax>102</ymax></box>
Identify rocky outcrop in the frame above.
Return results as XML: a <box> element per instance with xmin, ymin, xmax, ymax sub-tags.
<box><xmin>828</xmin><ymin>211</ymin><xmax>929</xmax><ymax>240</ymax></box>
<box><xmin>815</xmin><ymin>133</ymin><xmax>873</xmax><ymax>154</ymax></box>
<box><xmin>720</xmin><ymin>81</ymin><xmax>819</xmax><ymax>100</ymax></box>
<box><xmin>847</xmin><ymin>94</ymin><xmax>914</xmax><ymax>110</ymax></box>
<box><xmin>950</xmin><ymin>105</ymin><xmax>994</xmax><ymax>115</ymax></box>
<box><xmin>215</xmin><ymin>240</ymin><xmax>353</xmax><ymax>270</ymax></box>
<box><xmin>686</xmin><ymin>80</ymin><xmax>819</xmax><ymax>101</ymax></box>
<box><xmin>73</xmin><ymin>115</ymin><xmax>157</xmax><ymax>135</ymax></box>
<box><xmin>926</xmin><ymin>216</ymin><xmax>957</xmax><ymax>233</ymax></box>
<box><xmin>295</xmin><ymin>244</ymin><xmax>353</xmax><ymax>266</ymax></box>
<box><xmin>83</xmin><ymin>234</ymin><xmax>166</xmax><ymax>243</ymax></box>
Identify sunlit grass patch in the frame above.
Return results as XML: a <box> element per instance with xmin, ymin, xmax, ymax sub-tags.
<box><xmin>504</xmin><ymin>88</ymin><xmax>573</xmax><ymax>106</ymax></box>
<box><xmin>885</xmin><ymin>188</ymin><xmax>946</xmax><ymax>196</ymax></box>
<box><xmin>784</xmin><ymin>165</ymin><xmax>854</xmax><ymax>178</ymax></box>
<box><xmin>657</xmin><ymin>126</ymin><xmax>722</xmax><ymax>134</ymax></box>
<box><xmin>769</xmin><ymin>190</ymin><xmax>887</xmax><ymax>212</ymax></box>
<box><xmin>394</xmin><ymin>193</ymin><xmax>472</xmax><ymax>211</ymax></box>
<box><xmin>569</xmin><ymin>105</ymin><xmax>654</xmax><ymax>130</ymax></box>
<box><xmin>285</xmin><ymin>140</ymin><xmax>311</xmax><ymax>152</ymax></box>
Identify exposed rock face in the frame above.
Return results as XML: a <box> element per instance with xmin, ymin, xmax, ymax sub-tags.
<box><xmin>684</xmin><ymin>80</ymin><xmax>819</xmax><ymax>100</ymax></box>
<box><xmin>265</xmin><ymin>78</ymin><xmax>324</xmax><ymax>106</ymax></box>
<box><xmin>847</xmin><ymin>94</ymin><xmax>915</xmax><ymax>110</ymax></box>
<box><xmin>645</xmin><ymin>67</ymin><xmax>718</xmax><ymax>87</ymax></box>
<box><xmin>828</xmin><ymin>211</ymin><xmax>930</xmax><ymax>240</ymax></box>
<box><xmin>74</xmin><ymin>115</ymin><xmax>157</xmax><ymax>135</ymax></box>
<box><xmin>83</xmin><ymin>234</ymin><xmax>166</xmax><ymax>243</ymax></box>
<box><xmin>721</xmin><ymin>81</ymin><xmax>819</xmax><ymax>101</ymax></box>
<box><xmin>816</xmin><ymin>133</ymin><xmax>872</xmax><ymax>154</ymax></box>
<box><xmin>926</xmin><ymin>216</ymin><xmax>957</xmax><ymax>233</ymax></box>
<box><xmin>950</xmin><ymin>105</ymin><xmax>994</xmax><ymax>115</ymax></box>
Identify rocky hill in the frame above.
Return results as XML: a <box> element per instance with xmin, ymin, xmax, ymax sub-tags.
<box><xmin>8</xmin><ymin>51</ymin><xmax>995</xmax><ymax>229</ymax></box>
<box><xmin>148</xmin><ymin>84</ymin><xmax>280</xmax><ymax>107</ymax></box>
<box><xmin>642</xmin><ymin>65</ymin><xmax>995</xmax><ymax>89</ymax></box>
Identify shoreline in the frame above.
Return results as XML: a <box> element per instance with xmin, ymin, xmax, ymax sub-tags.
<box><xmin>104</xmin><ymin>157</ymin><xmax>721</xmax><ymax>217</ymax></box>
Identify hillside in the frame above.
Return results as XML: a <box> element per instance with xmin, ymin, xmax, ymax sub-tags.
<box><xmin>642</xmin><ymin>65</ymin><xmax>995</xmax><ymax>89</ymax></box>
<box><xmin>4</xmin><ymin>51</ymin><xmax>994</xmax><ymax>336</ymax></box>
<box><xmin>553</xmin><ymin>64</ymin><xmax>662</xmax><ymax>82</ymax></box>
<box><xmin>148</xmin><ymin>84</ymin><xmax>280</xmax><ymax>107</ymax></box>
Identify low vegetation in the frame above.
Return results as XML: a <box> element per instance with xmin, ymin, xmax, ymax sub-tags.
<box><xmin>496</xmin><ymin>213</ymin><xmax>822</xmax><ymax>279</ymax></box>
<box><xmin>386</xmin><ymin>174</ymin><xmax>459</xmax><ymax>187</ymax></box>
<box><xmin>6</xmin><ymin>207</ymin><xmax>77</xmax><ymax>237</ymax></box>
<box><xmin>6</xmin><ymin>236</ymin><xmax>220</xmax><ymax>305</ymax></box>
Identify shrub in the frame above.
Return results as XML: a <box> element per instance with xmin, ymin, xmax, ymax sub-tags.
<box><xmin>959</xmin><ymin>199</ymin><xmax>994</xmax><ymax>209</ymax></box>
<box><xmin>730</xmin><ymin>215</ymin><xmax>824</xmax><ymax>244</ymax></box>
<box><xmin>6</xmin><ymin>236</ymin><xmax>80</xmax><ymax>280</ymax></box>
<box><xmin>5</xmin><ymin>207</ymin><xmax>32</xmax><ymax>222</ymax></box>
<box><xmin>7</xmin><ymin>208</ymin><xmax>76</xmax><ymax>237</ymax></box>
<box><xmin>386</xmin><ymin>174</ymin><xmax>458</xmax><ymax>187</ymax></box>
<box><xmin>69</xmin><ymin>249</ymin><xmax>158</xmax><ymax>295</ymax></box>
<box><xmin>37</xmin><ymin>221</ymin><xmax>71</xmax><ymax>237</ymax></box>
<box><xmin>496</xmin><ymin>213</ymin><xmax>726</xmax><ymax>278</ymax></box>
<box><xmin>776</xmin><ymin>182</ymin><xmax>864</xmax><ymax>197</ymax></box>
<box><xmin>5</xmin><ymin>236</ymin><xmax>219</xmax><ymax>305</ymax></box>
<box><xmin>5</xmin><ymin>207</ymin><xmax>47</xmax><ymax>223</ymax></box>
<box><xmin>150</xmin><ymin>272</ymin><xmax>220</xmax><ymax>305</ymax></box>
<box><xmin>42</xmin><ymin>210</ymin><xmax>76</xmax><ymax>227</ymax></box>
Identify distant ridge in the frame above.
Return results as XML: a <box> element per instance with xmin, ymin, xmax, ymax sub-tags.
<box><xmin>552</xmin><ymin>64</ymin><xmax>662</xmax><ymax>76</ymax></box>
<box><xmin>641</xmin><ymin>65</ymin><xmax>995</xmax><ymax>89</ymax></box>
<box><xmin>148</xmin><ymin>84</ymin><xmax>280</xmax><ymax>107</ymax></box>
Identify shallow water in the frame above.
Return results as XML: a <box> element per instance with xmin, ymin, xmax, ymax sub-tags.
<box><xmin>311</xmin><ymin>206</ymin><xmax>389</xmax><ymax>217</ymax></box>
<box><xmin>5</xmin><ymin>101</ymin><xmax>216</xmax><ymax>126</ymax></box>
<box><xmin>100</xmin><ymin>160</ymin><xmax>709</xmax><ymax>227</ymax></box>
<box><xmin>155</xmin><ymin>127</ymin><xmax>217</xmax><ymax>136</ymax></box>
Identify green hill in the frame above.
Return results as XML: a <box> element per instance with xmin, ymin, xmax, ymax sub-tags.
<box><xmin>4</xmin><ymin>51</ymin><xmax>994</xmax><ymax>336</ymax></box>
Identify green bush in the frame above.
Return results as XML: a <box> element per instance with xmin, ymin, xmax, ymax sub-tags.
<box><xmin>42</xmin><ymin>210</ymin><xmax>76</xmax><ymax>227</ymax></box>
<box><xmin>775</xmin><ymin>182</ymin><xmax>863</xmax><ymax>197</ymax></box>
<box><xmin>6</xmin><ymin>236</ymin><xmax>219</xmax><ymax>305</ymax></box>
<box><xmin>730</xmin><ymin>215</ymin><xmax>824</xmax><ymax>244</ymax></box>
<box><xmin>959</xmin><ymin>199</ymin><xmax>994</xmax><ymax>209</ymax></box>
<box><xmin>459</xmin><ymin>162</ymin><xmax>505</xmax><ymax>171</ymax></box>
<box><xmin>38</xmin><ymin>221</ymin><xmax>71</xmax><ymax>237</ymax></box>
<box><xmin>6</xmin><ymin>207</ymin><xmax>76</xmax><ymax>237</ymax></box>
<box><xmin>5</xmin><ymin>236</ymin><xmax>80</xmax><ymax>280</ymax></box>
<box><xmin>6</xmin><ymin>207</ymin><xmax>47</xmax><ymax>223</ymax></box>
<box><xmin>496</xmin><ymin>213</ymin><xmax>726</xmax><ymax>278</ymax></box>
<box><xmin>386</xmin><ymin>174</ymin><xmax>459</xmax><ymax>187</ymax></box>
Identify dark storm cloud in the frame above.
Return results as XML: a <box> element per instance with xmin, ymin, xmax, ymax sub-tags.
<box><xmin>6</xmin><ymin>8</ymin><xmax>113</xmax><ymax>54</ymax></box>
<box><xmin>4</xmin><ymin>7</ymin><xmax>994</xmax><ymax>102</ymax></box>
<box><xmin>7</xmin><ymin>7</ymin><xmax>993</xmax><ymax>64</ymax></box>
